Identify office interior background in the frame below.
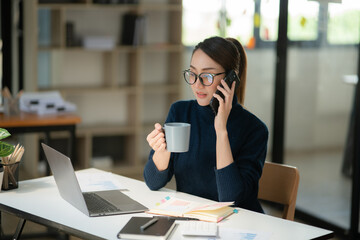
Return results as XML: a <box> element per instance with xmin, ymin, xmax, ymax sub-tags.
<box><xmin>1</xmin><ymin>0</ymin><xmax>359</xmax><ymax>239</ymax></box>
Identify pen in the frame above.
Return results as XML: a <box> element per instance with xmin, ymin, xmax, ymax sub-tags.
<box><xmin>140</xmin><ymin>217</ymin><xmax>158</xmax><ymax>231</ymax></box>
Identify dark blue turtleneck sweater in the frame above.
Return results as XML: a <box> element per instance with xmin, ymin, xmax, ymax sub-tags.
<box><xmin>143</xmin><ymin>97</ymin><xmax>268</xmax><ymax>213</ymax></box>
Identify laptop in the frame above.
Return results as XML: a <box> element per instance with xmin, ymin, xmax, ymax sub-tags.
<box><xmin>41</xmin><ymin>143</ymin><xmax>148</xmax><ymax>217</ymax></box>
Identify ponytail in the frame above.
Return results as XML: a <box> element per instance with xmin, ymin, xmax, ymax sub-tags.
<box><xmin>226</xmin><ymin>38</ymin><xmax>247</xmax><ymax>106</ymax></box>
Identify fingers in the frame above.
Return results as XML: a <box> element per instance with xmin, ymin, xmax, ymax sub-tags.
<box><xmin>212</xmin><ymin>94</ymin><xmax>224</xmax><ymax>105</ymax></box>
<box><xmin>147</xmin><ymin>123</ymin><xmax>163</xmax><ymax>139</ymax></box>
<box><xmin>146</xmin><ymin>123</ymin><xmax>167</xmax><ymax>152</ymax></box>
<box><xmin>230</xmin><ymin>80</ymin><xmax>236</xmax><ymax>92</ymax></box>
<box><xmin>213</xmin><ymin>80</ymin><xmax>236</xmax><ymax>116</ymax></box>
<box><xmin>157</xmin><ymin>142</ymin><xmax>167</xmax><ymax>152</ymax></box>
<box><xmin>152</xmin><ymin>136</ymin><xmax>166</xmax><ymax>151</ymax></box>
<box><xmin>147</xmin><ymin>131</ymin><xmax>166</xmax><ymax>151</ymax></box>
<box><xmin>146</xmin><ymin>127</ymin><xmax>163</xmax><ymax>144</ymax></box>
<box><xmin>154</xmin><ymin>123</ymin><xmax>162</xmax><ymax>131</ymax></box>
<box><xmin>214</xmin><ymin>80</ymin><xmax>235</xmax><ymax>102</ymax></box>
<box><xmin>221</xmin><ymin>79</ymin><xmax>232</xmax><ymax>91</ymax></box>
<box><xmin>218</xmin><ymin>79</ymin><xmax>235</xmax><ymax>95</ymax></box>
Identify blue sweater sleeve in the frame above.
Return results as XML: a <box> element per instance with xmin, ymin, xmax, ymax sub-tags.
<box><xmin>143</xmin><ymin>104</ymin><xmax>176</xmax><ymax>190</ymax></box>
<box><xmin>215</xmin><ymin>122</ymin><xmax>268</xmax><ymax>204</ymax></box>
<box><xmin>143</xmin><ymin>150</ymin><xmax>173</xmax><ymax>190</ymax></box>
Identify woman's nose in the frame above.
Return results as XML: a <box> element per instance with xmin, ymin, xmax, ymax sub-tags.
<box><xmin>194</xmin><ymin>78</ymin><xmax>204</xmax><ymax>88</ymax></box>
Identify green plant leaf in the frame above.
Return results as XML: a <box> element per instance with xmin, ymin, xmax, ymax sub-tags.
<box><xmin>0</xmin><ymin>142</ymin><xmax>15</xmax><ymax>157</ymax></box>
<box><xmin>0</xmin><ymin>128</ymin><xmax>11</xmax><ymax>140</ymax></box>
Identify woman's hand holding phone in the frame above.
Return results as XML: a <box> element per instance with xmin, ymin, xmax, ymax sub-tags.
<box><xmin>210</xmin><ymin>69</ymin><xmax>240</xmax><ymax>115</ymax></box>
<box><xmin>210</xmin><ymin>69</ymin><xmax>240</xmax><ymax>133</ymax></box>
<box><xmin>213</xmin><ymin>80</ymin><xmax>236</xmax><ymax>132</ymax></box>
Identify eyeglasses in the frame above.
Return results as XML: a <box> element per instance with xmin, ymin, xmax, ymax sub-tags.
<box><xmin>183</xmin><ymin>69</ymin><xmax>226</xmax><ymax>86</ymax></box>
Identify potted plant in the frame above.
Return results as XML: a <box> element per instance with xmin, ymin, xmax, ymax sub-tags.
<box><xmin>0</xmin><ymin>128</ymin><xmax>15</xmax><ymax>191</ymax></box>
<box><xmin>0</xmin><ymin>128</ymin><xmax>15</xmax><ymax>158</ymax></box>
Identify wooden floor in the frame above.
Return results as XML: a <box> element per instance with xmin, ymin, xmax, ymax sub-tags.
<box><xmin>1</xmin><ymin>150</ymin><xmax>352</xmax><ymax>239</ymax></box>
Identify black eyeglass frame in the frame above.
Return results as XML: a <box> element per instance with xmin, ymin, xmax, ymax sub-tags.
<box><xmin>183</xmin><ymin>69</ymin><xmax>226</xmax><ymax>86</ymax></box>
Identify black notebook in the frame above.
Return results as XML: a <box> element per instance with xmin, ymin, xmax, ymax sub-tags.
<box><xmin>117</xmin><ymin>217</ymin><xmax>176</xmax><ymax>240</ymax></box>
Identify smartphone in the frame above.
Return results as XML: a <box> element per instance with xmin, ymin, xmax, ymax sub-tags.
<box><xmin>209</xmin><ymin>69</ymin><xmax>240</xmax><ymax>115</ymax></box>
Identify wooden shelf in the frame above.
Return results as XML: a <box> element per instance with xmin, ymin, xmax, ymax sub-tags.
<box><xmin>38</xmin><ymin>44</ymin><xmax>183</xmax><ymax>52</ymax></box>
<box><xmin>38</xmin><ymin>3</ymin><xmax>182</xmax><ymax>12</ymax></box>
<box><xmin>142</xmin><ymin>83</ymin><xmax>180</xmax><ymax>93</ymax></box>
<box><xmin>25</xmin><ymin>0</ymin><xmax>183</xmax><ymax>177</ymax></box>
<box><xmin>38</xmin><ymin>3</ymin><xmax>138</xmax><ymax>11</ymax></box>
<box><xmin>77</xmin><ymin>124</ymin><xmax>137</xmax><ymax>136</ymax></box>
<box><xmin>139</xmin><ymin>3</ymin><xmax>182</xmax><ymax>12</ymax></box>
<box><xmin>139</xmin><ymin>44</ymin><xmax>184</xmax><ymax>52</ymax></box>
<box><xmin>39</xmin><ymin>86</ymin><xmax>138</xmax><ymax>94</ymax></box>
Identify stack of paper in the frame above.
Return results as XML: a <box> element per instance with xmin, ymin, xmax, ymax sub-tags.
<box><xmin>83</xmin><ymin>36</ymin><xmax>116</xmax><ymax>50</ymax></box>
<box><xmin>19</xmin><ymin>91</ymin><xmax>76</xmax><ymax>115</ymax></box>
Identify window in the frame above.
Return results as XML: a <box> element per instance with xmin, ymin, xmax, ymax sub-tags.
<box><xmin>260</xmin><ymin>0</ymin><xmax>319</xmax><ymax>42</ymax></box>
<box><xmin>225</xmin><ymin>0</ymin><xmax>255</xmax><ymax>45</ymax></box>
<box><xmin>182</xmin><ymin>0</ymin><xmax>359</xmax><ymax>47</ymax></box>
<box><xmin>182</xmin><ymin>0</ymin><xmax>255</xmax><ymax>47</ymax></box>
<box><xmin>259</xmin><ymin>0</ymin><xmax>279</xmax><ymax>41</ymax></box>
<box><xmin>288</xmin><ymin>0</ymin><xmax>319</xmax><ymax>41</ymax></box>
<box><xmin>328</xmin><ymin>0</ymin><xmax>360</xmax><ymax>44</ymax></box>
<box><xmin>182</xmin><ymin>0</ymin><xmax>222</xmax><ymax>46</ymax></box>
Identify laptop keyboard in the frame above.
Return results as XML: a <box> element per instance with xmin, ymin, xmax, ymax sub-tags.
<box><xmin>83</xmin><ymin>192</ymin><xmax>120</xmax><ymax>214</ymax></box>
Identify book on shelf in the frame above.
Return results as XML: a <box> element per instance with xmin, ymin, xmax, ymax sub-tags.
<box><xmin>65</xmin><ymin>21</ymin><xmax>78</xmax><ymax>47</ymax></box>
<box><xmin>147</xmin><ymin>197</ymin><xmax>234</xmax><ymax>223</ymax></box>
<box><xmin>121</xmin><ymin>12</ymin><xmax>146</xmax><ymax>46</ymax></box>
<box><xmin>117</xmin><ymin>216</ymin><xmax>176</xmax><ymax>240</ymax></box>
<box><xmin>133</xmin><ymin>14</ymin><xmax>146</xmax><ymax>45</ymax></box>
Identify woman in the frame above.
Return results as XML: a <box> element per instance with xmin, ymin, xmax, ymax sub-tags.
<box><xmin>144</xmin><ymin>36</ymin><xmax>268</xmax><ymax>213</ymax></box>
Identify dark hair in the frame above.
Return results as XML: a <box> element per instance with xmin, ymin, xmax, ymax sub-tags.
<box><xmin>192</xmin><ymin>36</ymin><xmax>247</xmax><ymax>105</ymax></box>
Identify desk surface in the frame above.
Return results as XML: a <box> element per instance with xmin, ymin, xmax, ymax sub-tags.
<box><xmin>0</xmin><ymin>168</ymin><xmax>333</xmax><ymax>240</ymax></box>
<box><xmin>0</xmin><ymin>112</ymin><xmax>81</xmax><ymax>128</ymax></box>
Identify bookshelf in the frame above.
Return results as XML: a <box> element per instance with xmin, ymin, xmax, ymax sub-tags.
<box><xmin>25</xmin><ymin>0</ymin><xmax>183</xmax><ymax>177</ymax></box>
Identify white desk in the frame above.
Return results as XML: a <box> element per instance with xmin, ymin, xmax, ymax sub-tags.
<box><xmin>0</xmin><ymin>168</ymin><xmax>333</xmax><ymax>240</ymax></box>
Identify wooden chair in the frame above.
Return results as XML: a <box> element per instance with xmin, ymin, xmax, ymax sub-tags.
<box><xmin>258</xmin><ymin>161</ymin><xmax>300</xmax><ymax>221</ymax></box>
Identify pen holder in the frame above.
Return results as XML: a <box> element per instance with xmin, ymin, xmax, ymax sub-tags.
<box><xmin>1</xmin><ymin>162</ymin><xmax>20</xmax><ymax>190</ymax></box>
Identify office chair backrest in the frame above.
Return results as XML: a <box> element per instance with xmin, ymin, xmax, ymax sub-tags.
<box><xmin>258</xmin><ymin>161</ymin><xmax>300</xmax><ymax>221</ymax></box>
